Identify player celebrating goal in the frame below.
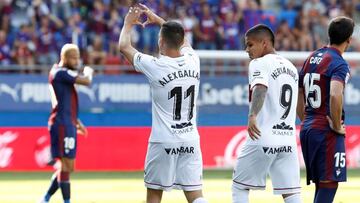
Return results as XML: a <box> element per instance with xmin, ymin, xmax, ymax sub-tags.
<box><xmin>232</xmin><ymin>24</ymin><xmax>302</xmax><ymax>203</ymax></box>
<box><xmin>119</xmin><ymin>4</ymin><xmax>208</xmax><ymax>203</ymax></box>
<box><xmin>297</xmin><ymin>16</ymin><xmax>354</xmax><ymax>203</ymax></box>
<box><xmin>39</xmin><ymin>44</ymin><xmax>94</xmax><ymax>203</ymax></box>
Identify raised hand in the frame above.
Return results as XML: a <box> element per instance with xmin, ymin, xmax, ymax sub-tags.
<box><xmin>137</xmin><ymin>3</ymin><xmax>165</xmax><ymax>26</ymax></box>
<box><xmin>124</xmin><ymin>6</ymin><xmax>143</xmax><ymax>26</ymax></box>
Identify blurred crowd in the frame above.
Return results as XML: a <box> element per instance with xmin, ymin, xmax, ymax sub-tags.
<box><xmin>0</xmin><ymin>0</ymin><xmax>360</xmax><ymax>70</ymax></box>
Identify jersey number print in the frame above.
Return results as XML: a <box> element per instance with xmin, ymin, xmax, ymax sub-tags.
<box><xmin>304</xmin><ymin>73</ymin><xmax>321</xmax><ymax>108</ymax></box>
<box><xmin>168</xmin><ymin>85</ymin><xmax>195</xmax><ymax>121</ymax></box>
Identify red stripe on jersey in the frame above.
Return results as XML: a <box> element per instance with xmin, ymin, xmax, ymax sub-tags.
<box><xmin>325</xmin><ymin>131</ymin><xmax>336</xmax><ymax>180</ymax></box>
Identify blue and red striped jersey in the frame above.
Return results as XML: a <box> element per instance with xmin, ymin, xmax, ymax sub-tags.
<box><xmin>48</xmin><ymin>64</ymin><xmax>79</xmax><ymax>126</ymax></box>
<box><xmin>299</xmin><ymin>47</ymin><xmax>350</xmax><ymax>130</ymax></box>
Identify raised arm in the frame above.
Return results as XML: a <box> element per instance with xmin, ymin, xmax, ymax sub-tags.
<box><xmin>118</xmin><ymin>7</ymin><xmax>143</xmax><ymax>65</ymax></box>
<box><xmin>75</xmin><ymin>66</ymin><xmax>94</xmax><ymax>86</ymax></box>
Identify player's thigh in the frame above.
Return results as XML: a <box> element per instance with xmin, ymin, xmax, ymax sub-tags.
<box><xmin>49</xmin><ymin>124</ymin><xmax>77</xmax><ymax>159</ymax></box>
<box><xmin>318</xmin><ymin>130</ymin><xmax>346</xmax><ymax>182</ymax></box>
<box><xmin>176</xmin><ymin>140</ymin><xmax>203</xmax><ymax>191</ymax></box>
<box><xmin>144</xmin><ymin>142</ymin><xmax>178</xmax><ymax>190</ymax></box>
<box><xmin>269</xmin><ymin>145</ymin><xmax>301</xmax><ymax>194</ymax></box>
<box><xmin>232</xmin><ymin>145</ymin><xmax>273</xmax><ymax>190</ymax></box>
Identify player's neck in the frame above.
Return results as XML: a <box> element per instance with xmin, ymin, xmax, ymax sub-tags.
<box><xmin>162</xmin><ymin>49</ymin><xmax>182</xmax><ymax>58</ymax></box>
<box><xmin>329</xmin><ymin>44</ymin><xmax>346</xmax><ymax>55</ymax></box>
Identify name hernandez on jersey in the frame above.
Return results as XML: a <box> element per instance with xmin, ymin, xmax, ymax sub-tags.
<box><xmin>248</xmin><ymin>54</ymin><xmax>299</xmax><ymax>146</ymax></box>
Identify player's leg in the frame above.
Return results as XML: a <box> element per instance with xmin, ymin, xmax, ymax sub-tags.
<box><xmin>184</xmin><ymin>190</ymin><xmax>208</xmax><ymax>203</ymax></box>
<box><xmin>269</xmin><ymin>145</ymin><xmax>301</xmax><ymax>203</ymax></box>
<box><xmin>232</xmin><ymin>144</ymin><xmax>271</xmax><ymax>203</ymax></box>
<box><xmin>176</xmin><ymin>141</ymin><xmax>208</xmax><ymax>203</ymax></box>
<box><xmin>313</xmin><ymin>130</ymin><xmax>346</xmax><ymax>203</ymax></box>
<box><xmin>144</xmin><ymin>142</ymin><xmax>177</xmax><ymax>203</ymax></box>
<box><xmin>313</xmin><ymin>181</ymin><xmax>338</xmax><ymax>203</ymax></box>
<box><xmin>59</xmin><ymin>157</ymin><xmax>74</xmax><ymax>203</ymax></box>
<box><xmin>146</xmin><ymin>188</ymin><xmax>163</xmax><ymax>203</ymax></box>
<box><xmin>39</xmin><ymin>124</ymin><xmax>61</xmax><ymax>203</ymax></box>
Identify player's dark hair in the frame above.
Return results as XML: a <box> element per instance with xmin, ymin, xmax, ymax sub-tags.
<box><xmin>328</xmin><ymin>16</ymin><xmax>354</xmax><ymax>45</ymax></box>
<box><xmin>245</xmin><ymin>24</ymin><xmax>275</xmax><ymax>46</ymax></box>
<box><xmin>161</xmin><ymin>21</ymin><xmax>185</xmax><ymax>49</ymax></box>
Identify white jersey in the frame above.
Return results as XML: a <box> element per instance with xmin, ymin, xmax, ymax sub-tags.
<box><xmin>133</xmin><ymin>47</ymin><xmax>200</xmax><ymax>143</ymax></box>
<box><xmin>247</xmin><ymin>54</ymin><xmax>299</xmax><ymax>146</ymax></box>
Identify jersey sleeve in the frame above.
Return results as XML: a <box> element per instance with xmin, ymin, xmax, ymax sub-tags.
<box><xmin>56</xmin><ymin>69</ymin><xmax>78</xmax><ymax>84</ymax></box>
<box><xmin>331</xmin><ymin>62</ymin><xmax>350</xmax><ymax>84</ymax></box>
<box><xmin>248</xmin><ymin>59</ymin><xmax>270</xmax><ymax>90</ymax></box>
<box><xmin>133</xmin><ymin>52</ymin><xmax>157</xmax><ymax>82</ymax></box>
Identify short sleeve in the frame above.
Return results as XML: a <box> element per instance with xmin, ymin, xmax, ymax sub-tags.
<box><xmin>248</xmin><ymin>59</ymin><xmax>269</xmax><ymax>90</ymax></box>
<box><xmin>133</xmin><ymin>52</ymin><xmax>157</xmax><ymax>81</ymax></box>
<box><xmin>331</xmin><ymin>63</ymin><xmax>350</xmax><ymax>84</ymax></box>
<box><xmin>56</xmin><ymin>69</ymin><xmax>78</xmax><ymax>84</ymax></box>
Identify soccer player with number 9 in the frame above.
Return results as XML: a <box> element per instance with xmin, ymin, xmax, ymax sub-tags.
<box><xmin>297</xmin><ymin>16</ymin><xmax>354</xmax><ymax>203</ymax></box>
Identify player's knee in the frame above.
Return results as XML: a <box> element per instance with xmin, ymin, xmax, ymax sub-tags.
<box><xmin>57</xmin><ymin>171</ymin><xmax>70</xmax><ymax>182</ymax></box>
<box><xmin>192</xmin><ymin>197</ymin><xmax>208</xmax><ymax>203</ymax></box>
<box><xmin>232</xmin><ymin>185</ymin><xmax>249</xmax><ymax>203</ymax></box>
<box><xmin>319</xmin><ymin>181</ymin><xmax>338</xmax><ymax>188</ymax></box>
<box><xmin>283</xmin><ymin>193</ymin><xmax>301</xmax><ymax>203</ymax></box>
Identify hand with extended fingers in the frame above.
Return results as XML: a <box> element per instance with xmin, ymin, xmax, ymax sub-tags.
<box><xmin>124</xmin><ymin>4</ymin><xmax>165</xmax><ymax>27</ymax></box>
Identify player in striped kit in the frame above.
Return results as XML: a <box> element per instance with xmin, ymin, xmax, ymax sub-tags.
<box><xmin>297</xmin><ymin>16</ymin><xmax>354</xmax><ymax>203</ymax></box>
<box><xmin>39</xmin><ymin>44</ymin><xmax>94</xmax><ymax>203</ymax></box>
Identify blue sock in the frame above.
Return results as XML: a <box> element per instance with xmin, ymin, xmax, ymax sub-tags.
<box><xmin>59</xmin><ymin>171</ymin><xmax>71</xmax><ymax>202</ymax></box>
<box><xmin>314</xmin><ymin>182</ymin><xmax>338</xmax><ymax>203</ymax></box>
<box><xmin>44</xmin><ymin>171</ymin><xmax>59</xmax><ymax>201</ymax></box>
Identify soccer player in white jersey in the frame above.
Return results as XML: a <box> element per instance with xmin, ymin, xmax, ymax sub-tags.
<box><xmin>232</xmin><ymin>24</ymin><xmax>302</xmax><ymax>203</ymax></box>
<box><xmin>118</xmin><ymin>4</ymin><xmax>208</xmax><ymax>203</ymax></box>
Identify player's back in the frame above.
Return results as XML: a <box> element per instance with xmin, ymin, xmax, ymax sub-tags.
<box><xmin>48</xmin><ymin>64</ymin><xmax>78</xmax><ymax>126</ymax></box>
<box><xmin>248</xmin><ymin>54</ymin><xmax>299</xmax><ymax>146</ymax></box>
<box><xmin>134</xmin><ymin>47</ymin><xmax>200</xmax><ymax>143</ymax></box>
<box><xmin>299</xmin><ymin>47</ymin><xmax>350</xmax><ymax>130</ymax></box>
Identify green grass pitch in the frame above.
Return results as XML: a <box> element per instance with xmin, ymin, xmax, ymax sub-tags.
<box><xmin>0</xmin><ymin>169</ymin><xmax>359</xmax><ymax>203</ymax></box>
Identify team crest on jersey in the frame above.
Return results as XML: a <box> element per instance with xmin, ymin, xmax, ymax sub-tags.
<box><xmin>336</xmin><ymin>168</ymin><xmax>341</xmax><ymax>176</ymax></box>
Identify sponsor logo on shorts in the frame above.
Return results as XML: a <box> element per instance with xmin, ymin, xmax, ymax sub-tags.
<box><xmin>262</xmin><ymin>146</ymin><xmax>292</xmax><ymax>154</ymax></box>
<box><xmin>164</xmin><ymin>147</ymin><xmax>194</xmax><ymax>155</ymax></box>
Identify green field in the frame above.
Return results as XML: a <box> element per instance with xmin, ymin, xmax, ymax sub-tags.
<box><xmin>0</xmin><ymin>170</ymin><xmax>359</xmax><ymax>203</ymax></box>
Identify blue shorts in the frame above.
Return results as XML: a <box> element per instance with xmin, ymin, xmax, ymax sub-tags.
<box><xmin>300</xmin><ymin>128</ymin><xmax>346</xmax><ymax>184</ymax></box>
<box><xmin>49</xmin><ymin>124</ymin><xmax>77</xmax><ymax>159</ymax></box>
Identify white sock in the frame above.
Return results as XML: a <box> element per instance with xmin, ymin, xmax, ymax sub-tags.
<box><xmin>232</xmin><ymin>185</ymin><xmax>249</xmax><ymax>203</ymax></box>
<box><xmin>284</xmin><ymin>193</ymin><xmax>301</xmax><ymax>203</ymax></box>
<box><xmin>192</xmin><ymin>197</ymin><xmax>208</xmax><ymax>203</ymax></box>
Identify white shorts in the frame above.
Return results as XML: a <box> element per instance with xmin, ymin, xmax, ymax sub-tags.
<box><xmin>144</xmin><ymin>140</ymin><xmax>203</xmax><ymax>191</ymax></box>
<box><xmin>232</xmin><ymin>144</ymin><xmax>301</xmax><ymax>195</ymax></box>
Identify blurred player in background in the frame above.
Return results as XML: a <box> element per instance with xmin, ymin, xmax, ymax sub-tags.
<box><xmin>39</xmin><ymin>43</ymin><xmax>94</xmax><ymax>203</ymax></box>
<box><xmin>297</xmin><ymin>16</ymin><xmax>354</xmax><ymax>203</ymax></box>
<box><xmin>119</xmin><ymin>4</ymin><xmax>208</xmax><ymax>203</ymax></box>
<box><xmin>232</xmin><ymin>24</ymin><xmax>301</xmax><ymax>203</ymax></box>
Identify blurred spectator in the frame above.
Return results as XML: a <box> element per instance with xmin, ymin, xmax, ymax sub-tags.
<box><xmin>219</xmin><ymin>11</ymin><xmax>240</xmax><ymax>50</ymax></box>
<box><xmin>241</xmin><ymin>0</ymin><xmax>263</xmax><ymax>32</ymax></box>
<box><xmin>87</xmin><ymin>35</ymin><xmax>106</xmax><ymax>67</ymax></box>
<box><xmin>303</xmin><ymin>0</ymin><xmax>326</xmax><ymax>18</ymax></box>
<box><xmin>107</xmin><ymin>9</ymin><xmax>123</xmax><ymax>56</ymax></box>
<box><xmin>13</xmin><ymin>24</ymin><xmax>35</xmax><ymax>66</ymax></box>
<box><xmin>0</xmin><ymin>30</ymin><xmax>13</xmax><ymax>65</ymax></box>
<box><xmin>65</xmin><ymin>12</ymin><xmax>87</xmax><ymax>51</ymax></box>
<box><xmin>89</xmin><ymin>0</ymin><xmax>108</xmax><ymax>37</ymax></box>
<box><xmin>0</xmin><ymin>0</ymin><xmax>12</xmax><ymax>33</ymax></box>
<box><xmin>141</xmin><ymin>0</ymin><xmax>160</xmax><ymax>54</ymax></box>
<box><xmin>27</xmin><ymin>0</ymin><xmax>50</xmax><ymax>27</ymax></box>
<box><xmin>293</xmin><ymin>14</ymin><xmax>314</xmax><ymax>51</ymax></box>
<box><xmin>36</xmin><ymin>15</ymin><xmax>63</xmax><ymax>65</ymax></box>
<box><xmin>217</xmin><ymin>0</ymin><xmax>238</xmax><ymax>23</ymax></box>
<box><xmin>175</xmin><ymin>8</ymin><xmax>196</xmax><ymax>45</ymax></box>
<box><xmin>277</xmin><ymin>0</ymin><xmax>298</xmax><ymax>29</ymax></box>
<box><xmin>194</xmin><ymin>3</ymin><xmax>217</xmax><ymax>50</ymax></box>
<box><xmin>276</xmin><ymin>20</ymin><xmax>298</xmax><ymax>51</ymax></box>
<box><xmin>50</xmin><ymin>0</ymin><xmax>72</xmax><ymax>22</ymax></box>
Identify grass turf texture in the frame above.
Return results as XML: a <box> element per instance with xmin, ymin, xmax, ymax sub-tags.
<box><xmin>0</xmin><ymin>169</ymin><xmax>359</xmax><ymax>203</ymax></box>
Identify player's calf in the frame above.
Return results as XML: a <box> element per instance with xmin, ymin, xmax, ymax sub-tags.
<box><xmin>314</xmin><ymin>181</ymin><xmax>338</xmax><ymax>203</ymax></box>
<box><xmin>283</xmin><ymin>193</ymin><xmax>301</xmax><ymax>203</ymax></box>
